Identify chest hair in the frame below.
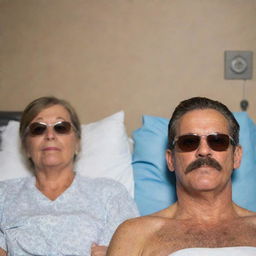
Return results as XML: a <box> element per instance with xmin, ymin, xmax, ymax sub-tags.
<box><xmin>149</xmin><ymin>219</ymin><xmax>256</xmax><ymax>254</ymax></box>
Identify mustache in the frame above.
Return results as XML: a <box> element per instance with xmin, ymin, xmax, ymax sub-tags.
<box><xmin>185</xmin><ymin>157</ymin><xmax>222</xmax><ymax>174</ymax></box>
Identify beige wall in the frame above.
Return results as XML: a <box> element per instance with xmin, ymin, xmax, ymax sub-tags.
<box><xmin>0</xmin><ymin>0</ymin><xmax>255</xmax><ymax>134</ymax></box>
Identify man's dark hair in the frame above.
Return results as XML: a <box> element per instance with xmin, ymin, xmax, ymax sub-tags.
<box><xmin>168</xmin><ymin>97</ymin><xmax>240</xmax><ymax>149</ymax></box>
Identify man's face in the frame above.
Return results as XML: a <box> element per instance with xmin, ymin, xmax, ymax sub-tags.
<box><xmin>166</xmin><ymin>109</ymin><xmax>242</xmax><ymax>193</ymax></box>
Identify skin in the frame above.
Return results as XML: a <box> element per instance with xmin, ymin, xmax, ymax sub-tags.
<box><xmin>0</xmin><ymin>248</ymin><xmax>6</xmax><ymax>256</ymax></box>
<box><xmin>107</xmin><ymin>109</ymin><xmax>256</xmax><ymax>256</ymax></box>
<box><xmin>91</xmin><ymin>243</ymin><xmax>108</xmax><ymax>256</ymax></box>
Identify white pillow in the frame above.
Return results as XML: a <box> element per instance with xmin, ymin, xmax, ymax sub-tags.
<box><xmin>76</xmin><ymin>111</ymin><xmax>134</xmax><ymax>196</ymax></box>
<box><xmin>0</xmin><ymin>111</ymin><xmax>134</xmax><ymax>197</ymax></box>
<box><xmin>0</xmin><ymin>121</ymin><xmax>32</xmax><ymax>180</ymax></box>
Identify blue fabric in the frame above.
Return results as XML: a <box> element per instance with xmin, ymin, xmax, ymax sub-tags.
<box><xmin>132</xmin><ymin>112</ymin><xmax>256</xmax><ymax>216</ymax></box>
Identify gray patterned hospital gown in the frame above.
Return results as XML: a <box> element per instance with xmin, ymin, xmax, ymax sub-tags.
<box><xmin>0</xmin><ymin>173</ymin><xmax>139</xmax><ymax>255</ymax></box>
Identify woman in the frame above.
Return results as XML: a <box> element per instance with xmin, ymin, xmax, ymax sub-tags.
<box><xmin>0</xmin><ymin>96</ymin><xmax>138</xmax><ymax>256</ymax></box>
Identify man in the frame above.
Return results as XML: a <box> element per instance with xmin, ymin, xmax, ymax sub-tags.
<box><xmin>107</xmin><ymin>97</ymin><xmax>256</xmax><ymax>256</ymax></box>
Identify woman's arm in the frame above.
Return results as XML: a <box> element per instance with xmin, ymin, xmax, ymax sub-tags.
<box><xmin>91</xmin><ymin>243</ymin><xmax>108</xmax><ymax>256</ymax></box>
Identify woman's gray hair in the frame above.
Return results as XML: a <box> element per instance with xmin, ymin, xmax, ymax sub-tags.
<box><xmin>19</xmin><ymin>96</ymin><xmax>81</xmax><ymax>168</ymax></box>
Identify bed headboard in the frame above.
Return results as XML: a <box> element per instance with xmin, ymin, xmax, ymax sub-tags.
<box><xmin>0</xmin><ymin>111</ymin><xmax>22</xmax><ymax>126</ymax></box>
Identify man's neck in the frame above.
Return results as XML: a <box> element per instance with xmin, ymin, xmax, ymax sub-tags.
<box><xmin>174</xmin><ymin>185</ymin><xmax>238</xmax><ymax>222</ymax></box>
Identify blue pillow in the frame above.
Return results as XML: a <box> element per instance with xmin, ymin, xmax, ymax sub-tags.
<box><xmin>132</xmin><ymin>112</ymin><xmax>256</xmax><ymax>216</ymax></box>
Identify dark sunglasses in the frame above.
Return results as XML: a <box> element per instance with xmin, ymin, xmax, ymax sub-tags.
<box><xmin>172</xmin><ymin>133</ymin><xmax>235</xmax><ymax>152</ymax></box>
<box><xmin>27</xmin><ymin>121</ymin><xmax>74</xmax><ymax>136</ymax></box>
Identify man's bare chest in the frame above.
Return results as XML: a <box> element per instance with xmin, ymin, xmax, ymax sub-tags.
<box><xmin>143</xmin><ymin>220</ymin><xmax>256</xmax><ymax>256</ymax></box>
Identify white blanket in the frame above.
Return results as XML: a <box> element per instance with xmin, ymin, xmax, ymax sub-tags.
<box><xmin>170</xmin><ymin>247</ymin><xmax>256</xmax><ymax>256</ymax></box>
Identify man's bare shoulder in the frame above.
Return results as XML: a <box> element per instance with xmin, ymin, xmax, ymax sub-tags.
<box><xmin>234</xmin><ymin>203</ymin><xmax>256</xmax><ymax>218</ymax></box>
<box><xmin>232</xmin><ymin>203</ymin><xmax>256</xmax><ymax>229</ymax></box>
<box><xmin>112</xmin><ymin>205</ymin><xmax>177</xmax><ymax>240</ymax></box>
<box><xmin>107</xmin><ymin>208</ymin><xmax>177</xmax><ymax>255</ymax></box>
<box><xmin>118</xmin><ymin>213</ymin><xmax>169</xmax><ymax>232</ymax></box>
<box><xmin>107</xmin><ymin>215</ymin><xmax>165</xmax><ymax>255</ymax></box>
<box><xmin>148</xmin><ymin>202</ymin><xmax>178</xmax><ymax>220</ymax></box>
<box><xmin>241</xmin><ymin>210</ymin><xmax>256</xmax><ymax>225</ymax></box>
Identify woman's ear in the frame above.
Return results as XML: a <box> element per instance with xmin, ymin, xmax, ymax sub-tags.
<box><xmin>23</xmin><ymin>140</ymin><xmax>31</xmax><ymax>158</ymax></box>
<box><xmin>75</xmin><ymin>138</ymin><xmax>81</xmax><ymax>155</ymax></box>
<box><xmin>233</xmin><ymin>145</ymin><xmax>242</xmax><ymax>169</ymax></box>
<box><xmin>166</xmin><ymin>149</ymin><xmax>175</xmax><ymax>172</ymax></box>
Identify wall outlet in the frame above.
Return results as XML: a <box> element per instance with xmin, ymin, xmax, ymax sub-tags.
<box><xmin>224</xmin><ymin>51</ymin><xmax>253</xmax><ymax>80</ymax></box>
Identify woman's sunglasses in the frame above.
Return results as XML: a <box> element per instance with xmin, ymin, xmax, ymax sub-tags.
<box><xmin>27</xmin><ymin>121</ymin><xmax>74</xmax><ymax>136</ymax></box>
<box><xmin>172</xmin><ymin>133</ymin><xmax>235</xmax><ymax>152</ymax></box>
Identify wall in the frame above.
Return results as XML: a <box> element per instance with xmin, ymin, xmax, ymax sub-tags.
<box><xmin>0</xmin><ymin>0</ymin><xmax>255</xmax><ymax>134</ymax></box>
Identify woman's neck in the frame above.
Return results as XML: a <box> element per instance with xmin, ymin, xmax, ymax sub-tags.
<box><xmin>35</xmin><ymin>169</ymin><xmax>75</xmax><ymax>200</ymax></box>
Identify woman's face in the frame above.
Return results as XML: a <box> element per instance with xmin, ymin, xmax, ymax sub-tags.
<box><xmin>25</xmin><ymin>104</ymin><xmax>79</xmax><ymax>172</ymax></box>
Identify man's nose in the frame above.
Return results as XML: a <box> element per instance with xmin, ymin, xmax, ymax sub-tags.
<box><xmin>195</xmin><ymin>137</ymin><xmax>212</xmax><ymax>157</ymax></box>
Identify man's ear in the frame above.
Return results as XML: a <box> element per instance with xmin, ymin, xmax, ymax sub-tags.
<box><xmin>233</xmin><ymin>145</ymin><xmax>242</xmax><ymax>169</ymax></box>
<box><xmin>166</xmin><ymin>149</ymin><xmax>175</xmax><ymax>172</ymax></box>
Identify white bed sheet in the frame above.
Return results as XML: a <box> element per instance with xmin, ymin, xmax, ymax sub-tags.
<box><xmin>170</xmin><ymin>246</ymin><xmax>256</xmax><ymax>256</ymax></box>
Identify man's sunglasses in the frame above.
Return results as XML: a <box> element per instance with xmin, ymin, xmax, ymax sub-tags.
<box><xmin>172</xmin><ymin>133</ymin><xmax>235</xmax><ymax>152</ymax></box>
<box><xmin>27</xmin><ymin>121</ymin><xmax>75</xmax><ymax>136</ymax></box>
